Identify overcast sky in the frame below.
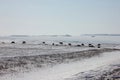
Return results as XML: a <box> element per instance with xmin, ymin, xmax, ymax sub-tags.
<box><xmin>0</xmin><ymin>0</ymin><xmax>120</xmax><ymax>36</ymax></box>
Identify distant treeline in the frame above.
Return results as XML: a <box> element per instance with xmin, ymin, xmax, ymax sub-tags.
<box><xmin>10</xmin><ymin>34</ymin><xmax>72</xmax><ymax>37</ymax></box>
<box><xmin>10</xmin><ymin>35</ymin><xmax>29</xmax><ymax>37</ymax></box>
<box><xmin>83</xmin><ymin>34</ymin><xmax>120</xmax><ymax>36</ymax></box>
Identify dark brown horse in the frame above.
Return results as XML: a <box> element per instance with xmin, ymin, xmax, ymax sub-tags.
<box><xmin>59</xmin><ymin>42</ymin><xmax>63</xmax><ymax>45</ymax></box>
<box><xmin>97</xmin><ymin>44</ymin><xmax>101</xmax><ymax>48</ymax></box>
<box><xmin>11</xmin><ymin>41</ymin><xmax>15</xmax><ymax>44</ymax></box>
<box><xmin>88</xmin><ymin>44</ymin><xmax>95</xmax><ymax>47</ymax></box>
<box><xmin>22</xmin><ymin>41</ymin><xmax>26</xmax><ymax>44</ymax></box>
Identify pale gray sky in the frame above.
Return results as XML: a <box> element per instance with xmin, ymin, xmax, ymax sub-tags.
<box><xmin>0</xmin><ymin>0</ymin><xmax>120</xmax><ymax>36</ymax></box>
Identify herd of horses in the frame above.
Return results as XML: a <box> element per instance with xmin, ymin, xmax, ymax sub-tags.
<box><xmin>2</xmin><ymin>41</ymin><xmax>101</xmax><ymax>48</ymax></box>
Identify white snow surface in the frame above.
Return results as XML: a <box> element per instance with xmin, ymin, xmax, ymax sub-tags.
<box><xmin>0</xmin><ymin>51</ymin><xmax>120</xmax><ymax>80</ymax></box>
<box><xmin>0</xmin><ymin>36</ymin><xmax>120</xmax><ymax>80</ymax></box>
<box><xmin>0</xmin><ymin>44</ymin><xmax>97</xmax><ymax>57</ymax></box>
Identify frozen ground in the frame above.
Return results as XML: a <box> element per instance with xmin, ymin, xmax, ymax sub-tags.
<box><xmin>66</xmin><ymin>52</ymin><xmax>120</xmax><ymax>80</ymax></box>
<box><xmin>0</xmin><ymin>36</ymin><xmax>120</xmax><ymax>80</ymax></box>
<box><xmin>0</xmin><ymin>50</ymin><xmax>120</xmax><ymax>80</ymax></box>
<box><xmin>0</xmin><ymin>43</ymin><xmax>100</xmax><ymax>57</ymax></box>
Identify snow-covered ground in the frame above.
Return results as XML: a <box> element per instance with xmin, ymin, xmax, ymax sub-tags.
<box><xmin>0</xmin><ymin>51</ymin><xmax>120</xmax><ymax>80</ymax></box>
<box><xmin>0</xmin><ymin>43</ymin><xmax>98</xmax><ymax>57</ymax></box>
<box><xmin>0</xmin><ymin>36</ymin><xmax>120</xmax><ymax>80</ymax></box>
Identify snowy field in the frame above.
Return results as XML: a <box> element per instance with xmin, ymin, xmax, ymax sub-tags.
<box><xmin>0</xmin><ymin>36</ymin><xmax>120</xmax><ymax>80</ymax></box>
